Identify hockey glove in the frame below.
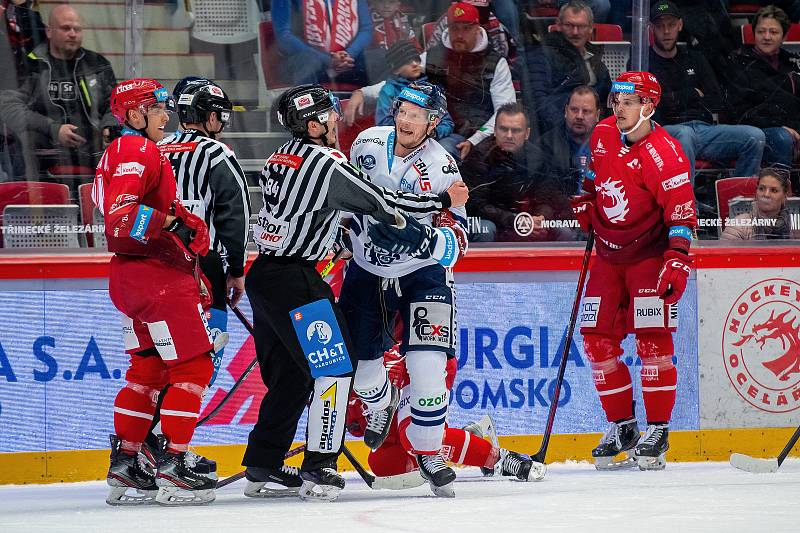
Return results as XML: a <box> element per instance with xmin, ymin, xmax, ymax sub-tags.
<box><xmin>569</xmin><ymin>193</ymin><xmax>595</xmax><ymax>233</ymax></box>
<box><xmin>169</xmin><ymin>201</ymin><xmax>210</xmax><ymax>256</ymax></box>
<box><xmin>368</xmin><ymin>213</ymin><xmax>461</xmax><ymax>267</ymax></box>
<box><xmin>656</xmin><ymin>249</ymin><xmax>692</xmax><ymax>305</ymax></box>
<box><xmin>197</xmin><ymin>269</ymin><xmax>213</xmax><ymax>312</ymax></box>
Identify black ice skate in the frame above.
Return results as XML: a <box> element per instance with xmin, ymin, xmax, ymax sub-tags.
<box><xmin>244</xmin><ymin>464</ymin><xmax>303</xmax><ymax>497</ymax></box>
<box><xmin>363</xmin><ymin>384</ymin><xmax>400</xmax><ymax>450</ymax></box>
<box><xmin>592</xmin><ymin>417</ymin><xmax>641</xmax><ymax>470</ymax></box>
<box><xmin>155</xmin><ymin>443</ymin><xmax>217</xmax><ymax>505</ymax></box>
<box><xmin>417</xmin><ymin>452</ymin><xmax>456</xmax><ymax>498</ymax></box>
<box><xmin>463</xmin><ymin>414</ymin><xmax>499</xmax><ymax>476</ymax></box>
<box><xmin>635</xmin><ymin>424</ymin><xmax>669</xmax><ymax>471</ymax></box>
<box><xmin>299</xmin><ymin>467</ymin><xmax>346</xmax><ymax>502</ymax></box>
<box><xmin>140</xmin><ymin>431</ymin><xmax>161</xmax><ymax>470</ymax></box>
<box><xmin>106</xmin><ymin>434</ymin><xmax>158</xmax><ymax>506</ymax></box>
<box><xmin>496</xmin><ymin>449</ymin><xmax>547</xmax><ymax>481</ymax></box>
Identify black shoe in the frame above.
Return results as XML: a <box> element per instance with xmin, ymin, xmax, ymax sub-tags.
<box><xmin>417</xmin><ymin>453</ymin><xmax>456</xmax><ymax>498</ymax></box>
<box><xmin>155</xmin><ymin>441</ymin><xmax>217</xmax><ymax>505</ymax></box>
<box><xmin>363</xmin><ymin>384</ymin><xmax>400</xmax><ymax>450</ymax></box>
<box><xmin>106</xmin><ymin>434</ymin><xmax>157</xmax><ymax>506</ymax></box>
<box><xmin>299</xmin><ymin>467</ymin><xmax>345</xmax><ymax>501</ymax></box>
<box><xmin>496</xmin><ymin>449</ymin><xmax>546</xmax><ymax>481</ymax></box>
<box><xmin>592</xmin><ymin>417</ymin><xmax>640</xmax><ymax>470</ymax></box>
<box><xmin>244</xmin><ymin>465</ymin><xmax>303</xmax><ymax>497</ymax></box>
<box><xmin>635</xmin><ymin>424</ymin><xmax>669</xmax><ymax>471</ymax></box>
<box><xmin>141</xmin><ymin>432</ymin><xmax>161</xmax><ymax>469</ymax></box>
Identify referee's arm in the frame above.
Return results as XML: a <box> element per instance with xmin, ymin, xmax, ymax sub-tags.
<box><xmin>325</xmin><ymin>162</ymin><xmax>451</xmax><ymax>225</ymax></box>
<box><xmin>208</xmin><ymin>154</ymin><xmax>251</xmax><ymax>277</ymax></box>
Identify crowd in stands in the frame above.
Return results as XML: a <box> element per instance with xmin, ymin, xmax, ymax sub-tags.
<box><xmin>1</xmin><ymin>0</ymin><xmax>799</xmax><ymax>246</ymax></box>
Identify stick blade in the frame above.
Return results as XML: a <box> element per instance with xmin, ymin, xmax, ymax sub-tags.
<box><xmin>730</xmin><ymin>453</ymin><xmax>780</xmax><ymax>473</ymax></box>
<box><xmin>371</xmin><ymin>471</ymin><xmax>426</xmax><ymax>490</ymax></box>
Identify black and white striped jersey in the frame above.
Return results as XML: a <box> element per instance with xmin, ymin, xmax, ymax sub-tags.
<box><xmin>255</xmin><ymin>138</ymin><xmax>451</xmax><ymax>261</ymax></box>
<box><xmin>159</xmin><ymin>129</ymin><xmax>251</xmax><ymax>277</ymax></box>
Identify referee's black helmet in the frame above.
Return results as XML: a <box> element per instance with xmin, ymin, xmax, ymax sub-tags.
<box><xmin>275</xmin><ymin>84</ymin><xmax>341</xmax><ymax>136</ymax></box>
<box><xmin>176</xmin><ymin>81</ymin><xmax>233</xmax><ymax>125</ymax></box>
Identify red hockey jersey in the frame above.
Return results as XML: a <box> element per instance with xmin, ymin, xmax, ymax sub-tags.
<box><xmin>587</xmin><ymin>116</ymin><xmax>697</xmax><ymax>262</ymax></box>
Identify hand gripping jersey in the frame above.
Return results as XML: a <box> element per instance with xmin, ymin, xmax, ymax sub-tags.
<box><xmin>586</xmin><ymin>117</ymin><xmax>697</xmax><ymax>262</ymax></box>
<box><xmin>349</xmin><ymin>126</ymin><xmax>468</xmax><ymax>277</ymax></box>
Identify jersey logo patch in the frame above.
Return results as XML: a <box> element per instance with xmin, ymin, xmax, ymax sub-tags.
<box><xmin>160</xmin><ymin>142</ymin><xmax>199</xmax><ymax>153</ymax></box>
<box><xmin>114</xmin><ymin>161</ymin><xmax>145</xmax><ymax>178</ymax></box>
<box><xmin>597</xmin><ymin>179</ymin><xmax>630</xmax><ymax>223</ymax></box>
<box><xmin>268</xmin><ymin>152</ymin><xmax>303</xmax><ymax>169</ymax></box>
<box><xmin>662</xmin><ymin>172</ymin><xmax>690</xmax><ymax>191</ymax></box>
<box><xmin>671</xmin><ymin>201</ymin><xmax>695</xmax><ymax>221</ymax></box>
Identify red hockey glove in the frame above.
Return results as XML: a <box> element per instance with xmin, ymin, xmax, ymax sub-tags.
<box><xmin>346</xmin><ymin>397</ymin><xmax>367</xmax><ymax>438</ymax></box>
<box><xmin>170</xmin><ymin>201</ymin><xmax>210</xmax><ymax>256</ymax></box>
<box><xmin>384</xmin><ymin>344</ymin><xmax>408</xmax><ymax>389</ymax></box>
<box><xmin>656</xmin><ymin>249</ymin><xmax>692</xmax><ymax>305</ymax></box>
<box><xmin>569</xmin><ymin>193</ymin><xmax>595</xmax><ymax>233</ymax></box>
<box><xmin>433</xmin><ymin>209</ymin><xmax>468</xmax><ymax>257</ymax></box>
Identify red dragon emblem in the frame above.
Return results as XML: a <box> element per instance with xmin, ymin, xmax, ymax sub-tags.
<box><xmin>733</xmin><ymin>310</ymin><xmax>800</xmax><ymax>382</ymax></box>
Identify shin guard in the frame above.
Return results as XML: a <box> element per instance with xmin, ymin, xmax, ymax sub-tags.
<box><xmin>584</xmin><ymin>334</ymin><xmax>633</xmax><ymax>422</ymax></box>
<box><xmin>405</xmin><ymin>350</ymin><xmax>448</xmax><ymax>454</ymax></box>
<box><xmin>161</xmin><ymin>355</ymin><xmax>213</xmax><ymax>452</ymax></box>
<box><xmin>637</xmin><ymin>332</ymin><xmax>677</xmax><ymax>423</ymax></box>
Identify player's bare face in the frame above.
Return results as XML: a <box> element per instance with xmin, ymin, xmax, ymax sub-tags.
<box><xmin>612</xmin><ymin>95</ymin><xmax>643</xmax><ymax>131</ymax></box>
<box><xmin>652</xmin><ymin>16</ymin><xmax>682</xmax><ymax>53</ymax></box>
<box><xmin>755</xmin><ymin>175</ymin><xmax>787</xmax><ymax>217</ymax></box>
<box><xmin>395</xmin><ymin>102</ymin><xmax>432</xmax><ymax>151</ymax></box>
<box><xmin>145</xmin><ymin>103</ymin><xmax>170</xmax><ymax>142</ymax></box>
<box><xmin>754</xmin><ymin>17</ymin><xmax>785</xmax><ymax>56</ymax></box>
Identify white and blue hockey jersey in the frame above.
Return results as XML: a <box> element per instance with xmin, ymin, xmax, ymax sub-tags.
<box><xmin>348</xmin><ymin>126</ymin><xmax>468</xmax><ymax>278</ymax></box>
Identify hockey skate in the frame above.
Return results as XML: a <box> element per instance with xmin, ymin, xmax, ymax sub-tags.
<box><xmin>106</xmin><ymin>435</ymin><xmax>158</xmax><ymax>506</ymax></box>
<box><xmin>298</xmin><ymin>467</ymin><xmax>346</xmax><ymax>502</ymax></box>
<box><xmin>363</xmin><ymin>384</ymin><xmax>400</xmax><ymax>450</ymax></box>
<box><xmin>417</xmin><ymin>452</ymin><xmax>456</xmax><ymax>498</ymax></box>
<box><xmin>635</xmin><ymin>424</ymin><xmax>669</xmax><ymax>471</ymax></box>
<box><xmin>463</xmin><ymin>414</ymin><xmax>499</xmax><ymax>476</ymax></box>
<box><xmin>593</xmin><ymin>418</ymin><xmax>641</xmax><ymax>470</ymax></box>
<box><xmin>495</xmin><ymin>449</ymin><xmax>547</xmax><ymax>482</ymax></box>
<box><xmin>155</xmin><ymin>443</ymin><xmax>217</xmax><ymax>506</ymax></box>
<box><xmin>244</xmin><ymin>464</ymin><xmax>302</xmax><ymax>497</ymax></box>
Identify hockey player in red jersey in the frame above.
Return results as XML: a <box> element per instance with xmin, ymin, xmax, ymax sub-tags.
<box><xmin>570</xmin><ymin>71</ymin><xmax>696</xmax><ymax>471</ymax></box>
<box><xmin>93</xmin><ymin>79</ymin><xmax>218</xmax><ymax>506</ymax></box>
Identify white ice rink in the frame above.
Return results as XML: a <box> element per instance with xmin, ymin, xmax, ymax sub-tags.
<box><xmin>1</xmin><ymin>460</ymin><xmax>798</xmax><ymax>533</ymax></box>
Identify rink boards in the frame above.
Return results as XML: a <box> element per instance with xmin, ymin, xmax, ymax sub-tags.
<box><xmin>0</xmin><ymin>247</ymin><xmax>798</xmax><ymax>484</ymax></box>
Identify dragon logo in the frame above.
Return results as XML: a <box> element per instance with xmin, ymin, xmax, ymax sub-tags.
<box><xmin>722</xmin><ymin>278</ymin><xmax>800</xmax><ymax>413</ymax></box>
<box><xmin>597</xmin><ymin>179</ymin><xmax>630</xmax><ymax>223</ymax></box>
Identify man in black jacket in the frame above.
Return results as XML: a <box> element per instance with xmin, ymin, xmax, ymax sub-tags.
<box><xmin>0</xmin><ymin>4</ymin><xmax>116</xmax><ymax>178</ymax></box>
<box><xmin>649</xmin><ymin>1</ymin><xmax>765</xmax><ymax>183</ymax></box>
<box><xmin>526</xmin><ymin>0</ymin><xmax>610</xmax><ymax>135</ymax></box>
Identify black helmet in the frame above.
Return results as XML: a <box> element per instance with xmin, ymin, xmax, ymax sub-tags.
<box><xmin>176</xmin><ymin>81</ymin><xmax>233</xmax><ymax>126</ymax></box>
<box><xmin>172</xmin><ymin>76</ymin><xmax>213</xmax><ymax>101</ymax></box>
<box><xmin>275</xmin><ymin>84</ymin><xmax>341</xmax><ymax>137</ymax></box>
<box><xmin>391</xmin><ymin>81</ymin><xmax>447</xmax><ymax>121</ymax></box>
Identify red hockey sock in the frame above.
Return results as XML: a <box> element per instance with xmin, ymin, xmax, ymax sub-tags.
<box><xmin>585</xmin><ymin>335</ymin><xmax>633</xmax><ymax>422</ymax></box>
<box><xmin>441</xmin><ymin>427</ymin><xmax>493</xmax><ymax>467</ymax></box>
<box><xmin>637</xmin><ymin>333</ymin><xmax>677</xmax><ymax>423</ymax></box>
<box><xmin>113</xmin><ymin>383</ymin><xmax>160</xmax><ymax>453</ymax></box>
<box><xmin>369</xmin><ymin>443</ymin><xmax>418</xmax><ymax>477</ymax></box>
<box><xmin>161</xmin><ymin>355</ymin><xmax>213</xmax><ymax>452</ymax></box>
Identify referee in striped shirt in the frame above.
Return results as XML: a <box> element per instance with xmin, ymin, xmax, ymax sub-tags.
<box><xmin>241</xmin><ymin>84</ymin><xmax>468</xmax><ymax>501</ymax></box>
<box><xmin>160</xmin><ymin>79</ymin><xmax>251</xmax><ymax>383</ymax></box>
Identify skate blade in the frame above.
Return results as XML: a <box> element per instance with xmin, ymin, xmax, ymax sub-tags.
<box><xmin>298</xmin><ymin>480</ymin><xmax>341</xmax><ymax>502</ymax></box>
<box><xmin>244</xmin><ymin>480</ymin><xmax>300</xmax><ymax>498</ymax></box>
<box><xmin>527</xmin><ymin>462</ymin><xmax>547</xmax><ymax>481</ymax></box>
<box><xmin>429</xmin><ymin>480</ymin><xmax>455</xmax><ymax>498</ymax></box>
<box><xmin>105</xmin><ymin>486</ymin><xmax>157</xmax><ymax>506</ymax></box>
<box><xmin>155</xmin><ymin>486</ymin><xmax>216</xmax><ymax>506</ymax></box>
<box><xmin>637</xmin><ymin>454</ymin><xmax>666</xmax><ymax>471</ymax></box>
<box><xmin>594</xmin><ymin>452</ymin><xmax>638</xmax><ymax>471</ymax></box>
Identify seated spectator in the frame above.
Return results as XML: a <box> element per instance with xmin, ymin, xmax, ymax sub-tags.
<box><xmin>271</xmin><ymin>0</ymin><xmax>373</xmax><ymax>86</ymax></box>
<box><xmin>670</xmin><ymin>1</ymin><xmax>739</xmax><ymax>82</ymax></box>
<box><xmin>539</xmin><ymin>85</ymin><xmax>600</xmax><ymax>198</ymax></box>
<box><xmin>425</xmin><ymin>0</ymin><xmax>517</xmax><ymax>60</ymax></box>
<box><xmin>375</xmin><ymin>40</ymin><xmax>454</xmax><ymax>139</ymax></box>
<box><xmin>2</xmin><ymin>0</ymin><xmax>47</xmax><ymax>85</ymax></box>
<box><xmin>526</xmin><ymin>0</ymin><xmax>610</xmax><ymax>135</ymax></box>
<box><xmin>558</xmin><ymin>0</ymin><xmax>609</xmax><ymax>23</ymax></box>
<box><xmin>369</xmin><ymin>0</ymin><xmax>417</xmax><ymax>49</ymax></box>
<box><xmin>648</xmin><ymin>1</ymin><xmax>765</xmax><ymax>184</ymax></box>
<box><xmin>721</xmin><ymin>167</ymin><xmax>799</xmax><ymax>240</ymax></box>
<box><xmin>0</xmin><ymin>3</ymin><xmax>116</xmax><ymax>179</ymax></box>
<box><xmin>760</xmin><ymin>1</ymin><xmax>800</xmax><ymax>22</ymax></box>
<box><xmin>462</xmin><ymin>102</ymin><xmax>573</xmax><ymax>242</ymax></box>
<box><xmin>725</xmin><ymin>5</ymin><xmax>800</xmax><ymax>170</ymax></box>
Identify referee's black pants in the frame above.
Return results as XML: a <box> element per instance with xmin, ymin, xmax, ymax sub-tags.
<box><xmin>242</xmin><ymin>254</ymin><xmax>355</xmax><ymax>472</ymax></box>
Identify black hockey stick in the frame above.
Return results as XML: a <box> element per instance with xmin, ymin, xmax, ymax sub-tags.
<box><xmin>341</xmin><ymin>444</ymin><xmax>425</xmax><ymax>490</ymax></box>
<box><xmin>531</xmin><ymin>233</ymin><xmax>594</xmax><ymax>464</ymax></box>
<box><xmin>730</xmin><ymin>425</ymin><xmax>800</xmax><ymax>473</ymax></box>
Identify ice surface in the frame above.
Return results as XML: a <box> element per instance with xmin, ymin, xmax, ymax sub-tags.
<box><xmin>1</xmin><ymin>460</ymin><xmax>798</xmax><ymax>532</ymax></box>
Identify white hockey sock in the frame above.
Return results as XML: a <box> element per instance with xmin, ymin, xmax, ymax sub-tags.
<box><xmin>405</xmin><ymin>350</ymin><xmax>448</xmax><ymax>453</ymax></box>
<box><xmin>354</xmin><ymin>358</ymin><xmax>391</xmax><ymax>412</ymax></box>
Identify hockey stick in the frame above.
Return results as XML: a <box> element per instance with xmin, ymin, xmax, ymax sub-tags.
<box><xmin>531</xmin><ymin>233</ymin><xmax>594</xmax><ymax>464</ymax></box>
<box><xmin>730</xmin><ymin>425</ymin><xmax>800</xmax><ymax>473</ymax></box>
<box><xmin>341</xmin><ymin>444</ymin><xmax>426</xmax><ymax>490</ymax></box>
<box><xmin>216</xmin><ymin>443</ymin><xmax>307</xmax><ymax>488</ymax></box>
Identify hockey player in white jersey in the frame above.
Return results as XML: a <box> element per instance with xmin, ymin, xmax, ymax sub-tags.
<box><xmin>340</xmin><ymin>81</ymin><xmax>469</xmax><ymax>497</ymax></box>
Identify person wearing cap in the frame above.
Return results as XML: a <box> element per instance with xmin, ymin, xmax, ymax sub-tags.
<box><xmin>374</xmin><ymin>40</ymin><xmax>454</xmax><ymax>140</ymax></box>
<box><xmin>525</xmin><ymin>0</ymin><xmax>611</xmax><ymax>135</ymax></box>
<box><xmin>424</xmin><ymin>0</ymin><xmax>518</xmax><ymax>60</ymax></box>
<box><xmin>569</xmin><ymin>71</ymin><xmax>696</xmax><ymax>472</ymax></box>
<box><xmin>648</xmin><ymin>0</ymin><xmax>765</xmax><ymax>185</ymax></box>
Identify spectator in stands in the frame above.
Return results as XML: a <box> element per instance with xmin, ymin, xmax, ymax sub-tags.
<box><xmin>271</xmin><ymin>0</ymin><xmax>373</xmax><ymax>86</ymax></box>
<box><xmin>648</xmin><ymin>1</ymin><xmax>765</xmax><ymax>184</ymax></box>
<box><xmin>0</xmin><ymin>4</ymin><xmax>116</xmax><ymax>179</ymax></box>
<box><xmin>2</xmin><ymin>0</ymin><xmax>46</xmax><ymax>85</ymax></box>
<box><xmin>759</xmin><ymin>1</ymin><xmax>800</xmax><ymax>23</ymax></box>
<box><xmin>374</xmin><ymin>40</ymin><xmax>454</xmax><ymax>139</ymax></box>
<box><xmin>425</xmin><ymin>0</ymin><xmax>517</xmax><ymax>60</ymax></box>
<box><xmin>426</xmin><ymin>2</ymin><xmax>516</xmax><ymax>160</ymax></box>
<box><xmin>721</xmin><ymin>167</ymin><xmax>798</xmax><ymax>240</ymax></box>
<box><xmin>669</xmin><ymin>1</ymin><xmax>739</xmax><ymax>82</ymax></box>
<box><xmin>558</xmin><ymin>0</ymin><xmax>609</xmax><ymax>23</ymax></box>
<box><xmin>462</xmin><ymin>102</ymin><xmax>573</xmax><ymax>241</ymax></box>
<box><xmin>369</xmin><ymin>0</ymin><xmax>417</xmax><ymax>50</ymax></box>
<box><xmin>539</xmin><ymin>85</ymin><xmax>600</xmax><ymax>199</ymax></box>
<box><xmin>725</xmin><ymin>5</ymin><xmax>800</xmax><ymax>170</ymax></box>
<box><xmin>526</xmin><ymin>0</ymin><xmax>610</xmax><ymax>135</ymax></box>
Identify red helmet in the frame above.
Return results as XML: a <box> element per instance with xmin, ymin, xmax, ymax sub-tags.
<box><xmin>110</xmin><ymin>78</ymin><xmax>174</xmax><ymax>124</ymax></box>
<box><xmin>611</xmin><ymin>71</ymin><xmax>661</xmax><ymax>107</ymax></box>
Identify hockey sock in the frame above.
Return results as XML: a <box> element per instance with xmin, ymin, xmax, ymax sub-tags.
<box><xmin>585</xmin><ymin>335</ymin><xmax>633</xmax><ymax>422</ymax></box>
<box><xmin>637</xmin><ymin>333</ymin><xmax>677</xmax><ymax>423</ymax></box>
<box><xmin>353</xmin><ymin>357</ymin><xmax>391</xmax><ymax>412</ymax></box>
<box><xmin>405</xmin><ymin>350</ymin><xmax>448</xmax><ymax>453</ymax></box>
<box><xmin>114</xmin><ymin>383</ymin><xmax>161</xmax><ymax>453</ymax></box>
<box><xmin>441</xmin><ymin>427</ymin><xmax>493</xmax><ymax>468</ymax></box>
<box><xmin>161</xmin><ymin>355</ymin><xmax>213</xmax><ymax>452</ymax></box>
<box><xmin>368</xmin><ymin>442</ymin><xmax>419</xmax><ymax>477</ymax></box>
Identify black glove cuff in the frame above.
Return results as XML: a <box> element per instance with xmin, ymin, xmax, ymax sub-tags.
<box><xmin>166</xmin><ymin>217</ymin><xmax>194</xmax><ymax>248</ymax></box>
<box><xmin>438</xmin><ymin>191</ymin><xmax>452</xmax><ymax>209</ymax></box>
